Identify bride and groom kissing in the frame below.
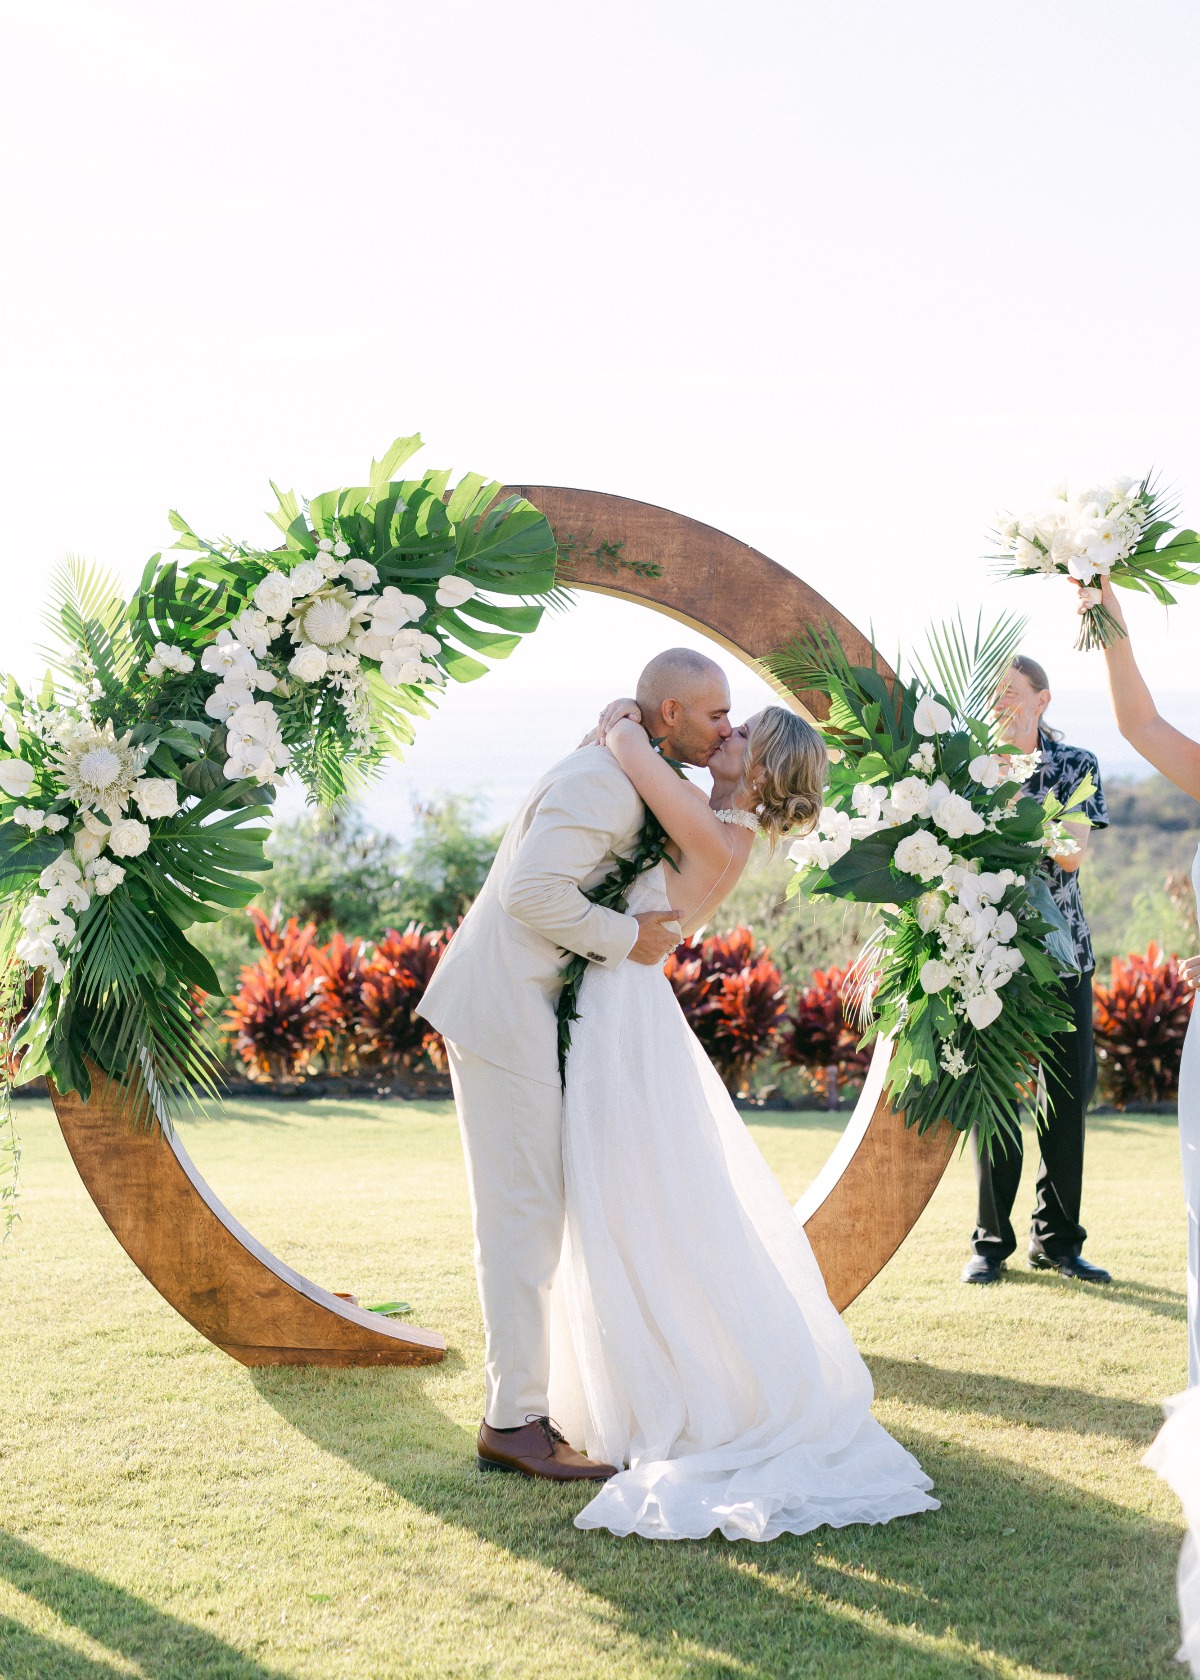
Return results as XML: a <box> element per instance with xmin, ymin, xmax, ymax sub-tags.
<box><xmin>418</xmin><ymin>647</ymin><xmax>938</xmax><ymax>1543</ymax></box>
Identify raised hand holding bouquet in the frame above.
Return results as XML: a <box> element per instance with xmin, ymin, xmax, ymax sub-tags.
<box><xmin>0</xmin><ymin>435</ymin><xmax>556</xmax><ymax>1134</ymax></box>
<box><xmin>993</xmin><ymin>475</ymin><xmax>1200</xmax><ymax>650</ymax></box>
<box><xmin>769</xmin><ymin>616</ymin><xmax>1091</xmax><ymax>1158</ymax></box>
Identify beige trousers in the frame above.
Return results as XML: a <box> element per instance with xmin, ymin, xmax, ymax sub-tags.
<box><xmin>445</xmin><ymin>1040</ymin><xmax>565</xmax><ymax>1428</ymax></box>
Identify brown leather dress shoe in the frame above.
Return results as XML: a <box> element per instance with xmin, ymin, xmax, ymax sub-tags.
<box><xmin>477</xmin><ymin>1417</ymin><xmax>618</xmax><ymax>1482</ymax></box>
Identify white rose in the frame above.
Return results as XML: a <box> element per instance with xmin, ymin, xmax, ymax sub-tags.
<box><xmin>14</xmin><ymin>806</ymin><xmax>45</xmax><ymax>830</ymax></box>
<box><xmin>929</xmin><ymin>791</ymin><xmax>986</xmax><ymax>840</ymax></box>
<box><xmin>205</xmin><ymin>679</ymin><xmax>255</xmax><ymax>721</ymax></box>
<box><xmin>968</xmin><ymin>754</ymin><xmax>1001</xmax><ymax>789</ymax></box>
<box><xmin>966</xmin><ymin>990</ymin><xmax>1003</xmax><ymax>1030</ymax></box>
<box><xmin>435</xmin><ymin>574</ymin><xmax>477</xmax><ymax>608</ymax></box>
<box><xmin>145</xmin><ymin>657</ymin><xmax>165</xmax><ymax>677</ymax></box>
<box><xmin>341</xmin><ymin>558</ymin><xmax>378</xmax><ymax>590</ymax></box>
<box><xmin>252</xmin><ymin>570</ymin><xmax>296</xmax><ymax>619</ymax></box>
<box><xmin>43</xmin><ymin>813</ymin><xmax>68</xmax><ymax>832</ymax></box>
<box><xmin>317</xmin><ymin>537</ymin><xmax>334</xmax><ymax>552</ymax></box>
<box><xmin>893</xmin><ymin>829</ymin><xmax>952</xmax><ymax>882</ymax></box>
<box><xmin>333</xmin><ymin>540</ymin><xmax>351</xmax><ymax>558</ymax></box>
<box><xmin>73</xmin><ymin>827</ymin><xmax>106</xmax><ymax>864</ymax></box>
<box><xmin>888</xmin><ymin>776</ymin><xmax>931</xmax><ymax>820</ymax></box>
<box><xmin>913</xmin><ymin>695</ymin><xmax>953</xmax><ymax>737</ymax></box>
<box><xmin>0</xmin><ymin>758</ymin><xmax>35</xmax><ymax>798</ymax></box>
<box><xmin>851</xmin><ymin>782</ymin><xmax>886</xmax><ymax>818</ymax></box>
<box><xmin>288</xmin><ymin>645</ymin><xmax>329</xmax><ymax>683</ymax></box>
<box><xmin>919</xmin><ymin>959</ymin><xmax>953</xmax><ymax>995</ymax></box>
<box><xmin>108</xmin><ymin>818</ymin><xmax>151</xmax><ymax>858</ymax></box>
<box><xmin>288</xmin><ymin>560</ymin><xmax>326</xmax><ymax>597</ymax></box>
<box><xmin>89</xmin><ymin>858</ymin><xmax>126</xmax><ymax>896</ymax></box>
<box><xmin>133</xmin><ymin>778</ymin><xmax>179</xmax><ymax>820</ymax></box>
<box><xmin>915</xmin><ymin>891</ymin><xmax>945</xmax><ymax>933</ymax></box>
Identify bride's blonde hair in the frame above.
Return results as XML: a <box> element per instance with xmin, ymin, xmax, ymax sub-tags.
<box><xmin>738</xmin><ymin>707</ymin><xmax>827</xmax><ymax>846</ymax></box>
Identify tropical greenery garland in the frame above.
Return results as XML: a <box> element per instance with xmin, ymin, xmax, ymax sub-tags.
<box><xmin>0</xmin><ymin>436</ymin><xmax>557</xmax><ymax>1143</ymax></box>
<box><xmin>768</xmin><ymin>616</ymin><xmax>1089</xmax><ymax>1157</ymax></box>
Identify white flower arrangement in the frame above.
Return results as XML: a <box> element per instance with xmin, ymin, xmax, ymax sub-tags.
<box><xmin>994</xmin><ymin>475</ymin><xmax>1200</xmax><ymax>650</ymax></box>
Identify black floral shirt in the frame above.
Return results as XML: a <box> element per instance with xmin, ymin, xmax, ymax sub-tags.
<box><xmin>1023</xmin><ymin>730</ymin><xmax>1108</xmax><ymax>974</ymax></box>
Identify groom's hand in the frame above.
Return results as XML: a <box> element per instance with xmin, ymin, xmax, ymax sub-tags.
<box><xmin>628</xmin><ymin>910</ymin><xmax>683</xmax><ymax>965</ymax></box>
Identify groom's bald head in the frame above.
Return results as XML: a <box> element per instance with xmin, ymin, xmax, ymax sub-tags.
<box><xmin>636</xmin><ymin>648</ymin><xmax>732</xmax><ymax>766</ymax></box>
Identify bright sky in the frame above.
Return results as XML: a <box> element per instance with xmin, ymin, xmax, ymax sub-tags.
<box><xmin>3</xmin><ymin>0</ymin><xmax>1199</xmax><ymax>827</ymax></box>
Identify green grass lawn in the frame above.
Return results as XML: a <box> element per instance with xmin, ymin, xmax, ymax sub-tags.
<box><xmin>0</xmin><ymin>1097</ymin><xmax>1190</xmax><ymax>1680</ymax></box>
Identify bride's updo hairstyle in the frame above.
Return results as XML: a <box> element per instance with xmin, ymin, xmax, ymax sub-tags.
<box><xmin>740</xmin><ymin>707</ymin><xmax>827</xmax><ymax>846</ymax></box>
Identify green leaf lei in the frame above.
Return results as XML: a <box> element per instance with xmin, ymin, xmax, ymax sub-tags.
<box><xmin>555</xmin><ymin>746</ymin><xmax>684</xmax><ymax>1080</ymax></box>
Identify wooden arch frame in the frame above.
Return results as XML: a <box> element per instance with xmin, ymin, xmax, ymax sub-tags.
<box><xmin>48</xmin><ymin>485</ymin><xmax>954</xmax><ymax>1368</ymax></box>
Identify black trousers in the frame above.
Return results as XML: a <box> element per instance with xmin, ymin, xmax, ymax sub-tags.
<box><xmin>972</xmin><ymin>968</ymin><xmax>1097</xmax><ymax>1261</ymax></box>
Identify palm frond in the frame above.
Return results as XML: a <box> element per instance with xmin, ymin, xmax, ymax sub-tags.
<box><xmin>39</xmin><ymin>556</ymin><xmax>137</xmax><ymax>694</ymax></box>
<box><xmin>913</xmin><ymin>611</ymin><xmax>1027</xmax><ymax>729</ymax></box>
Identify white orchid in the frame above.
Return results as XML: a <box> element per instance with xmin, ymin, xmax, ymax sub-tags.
<box><xmin>223</xmin><ymin>701</ymin><xmax>290</xmax><ymax>784</ymax></box>
<box><xmin>1</xmin><ymin>713</ymin><xmax>19</xmax><ymax>752</ymax></box>
<box><xmin>940</xmin><ymin>1044</ymin><xmax>971</xmax><ymax>1078</ymax></box>
<box><xmin>229</xmin><ymin>610</ymin><xmax>275</xmax><ymax>660</ymax></box>
<box><xmin>370</xmin><ymin>587</ymin><xmax>426</xmax><ymax>636</ymax></box>
<box><xmin>341</xmin><ymin>557</ymin><xmax>379</xmax><ymax>590</ymax></box>
<box><xmin>201</xmin><ymin>630</ymin><xmax>257</xmax><ymax>680</ymax></box>
<box><xmin>913</xmin><ymin>695</ymin><xmax>953</xmax><ymax>736</ymax></box>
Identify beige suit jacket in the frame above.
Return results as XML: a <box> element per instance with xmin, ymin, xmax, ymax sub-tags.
<box><xmin>417</xmin><ymin>744</ymin><xmax>645</xmax><ymax>1086</ymax></box>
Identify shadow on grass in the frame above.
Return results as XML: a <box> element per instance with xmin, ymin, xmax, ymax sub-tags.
<box><xmin>254</xmin><ymin>1367</ymin><xmax>1183</xmax><ymax>1680</ymax></box>
<box><xmin>0</xmin><ymin>1532</ymin><xmax>291</xmax><ymax>1680</ymax></box>
<box><xmin>869</xmin><ymin>1355</ymin><xmax>1167</xmax><ymax>1445</ymax></box>
<box><xmin>958</xmin><ymin>1263</ymin><xmax>1187</xmax><ymax>1325</ymax></box>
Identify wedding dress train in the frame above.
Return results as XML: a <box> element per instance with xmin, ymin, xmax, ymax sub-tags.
<box><xmin>548</xmin><ymin>864</ymin><xmax>938</xmax><ymax>1541</ymax></box>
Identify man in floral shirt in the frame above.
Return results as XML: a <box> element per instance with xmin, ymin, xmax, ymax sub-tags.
<box><xmin>963</xmin><ymin>655</ymin><xmax>1112</xmax><ymax>1285</ymax></box>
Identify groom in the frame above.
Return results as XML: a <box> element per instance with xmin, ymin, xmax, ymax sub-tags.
<box><xmin>418</xmin><ymin>648</ymin><xmax>733</xmax><ymax>1480</ymax></box>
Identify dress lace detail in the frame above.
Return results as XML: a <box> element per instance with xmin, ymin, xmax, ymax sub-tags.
<box><xmin>714</xmin><ymin>807</ymin><xmax>758</xmax><ymax>831</ymax></box>
<box><xmin>547</xmin><ymin>863</ymin><xmax>938</xmax><ymax>1542</ymax></box>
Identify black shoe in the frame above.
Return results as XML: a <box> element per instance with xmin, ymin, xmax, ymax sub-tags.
<box><xmin>961</xmin><ymin>1255</ymin><xmax>1006</xmax><ymax>1285</ymax></box>
<box><xmin>1028</xmin><ymin>1248</ymin><xmax>1112</xmax><ymax>1283</ymax></box>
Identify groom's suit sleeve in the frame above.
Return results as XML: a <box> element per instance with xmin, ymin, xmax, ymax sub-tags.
<box><xmin>499</xmin><ymin>764</ymin><xmax>643</xmax><ymax>967</ymax></box>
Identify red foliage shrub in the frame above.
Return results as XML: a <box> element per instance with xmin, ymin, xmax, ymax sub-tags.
<box><xmin>777</xmin><ymin>965</ymin><xmax>872</xmax><ymax>1079</ymax></box>
<box><xmin>358</xmin><ymin>923</ymin><xmax>454</xmax><ymax>1074</ymax></box>
<box><xmin>308</xmin><ymin>931</ymin><xmax>367</xmax><ymax>1074</ymax></box>
<box><xmin>224</xmin><ymin>910</ymin><xmax>329</xmax><ymax>1081</ymax></box>
<box><xmin>664</xmin><ymin>926</ymin><xmax>786</xmax><ymax>1093</ymax></box>
<box><xmin>1093</xmin><ymin>943</ymin><xmax>1193</xmax><ymax>1109</ymax></box>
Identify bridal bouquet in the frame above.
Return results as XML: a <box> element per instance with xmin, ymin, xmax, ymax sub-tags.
<box><xmin>0</xmin><ymin>435</ymin><xmax>556</xmax><ymax>1129</ymax></box>
<box><xmin>769</xmin><ymin>617</ymin><xmax>1089</xmax><ymax>1157</ymax></box>
<box><xmin>993</xmin><ymin>475</ymin><xmax>1200</xmax><ymax>650</ymax></box>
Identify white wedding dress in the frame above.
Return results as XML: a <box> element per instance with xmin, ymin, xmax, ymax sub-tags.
<box><xmin>547</xmin><ymin>864</ymin><xmax>938</xmax><ymax>1542</ymax></box>
<box><xmin>1144</xmin><ymin>843</ymin><xmax>1200</xmax><ymax>1675</ymax></box>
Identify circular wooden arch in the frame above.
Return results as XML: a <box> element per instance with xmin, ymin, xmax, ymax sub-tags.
<box><xmin>48</xmin><ymin>485</ymin><xmax>955</xmax><ymax>1368</ymax></box>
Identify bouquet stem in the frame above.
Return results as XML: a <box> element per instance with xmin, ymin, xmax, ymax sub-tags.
<box><xmin>1074</xmin><ymin>602</ymin><xmax>1127</xmax><ymax>653</ymax></box>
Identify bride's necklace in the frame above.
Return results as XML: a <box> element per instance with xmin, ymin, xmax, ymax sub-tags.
<box><xmin>713</xmin><ymin>807</ymin><xmax>758</xmax><ymax>832</ymax></box>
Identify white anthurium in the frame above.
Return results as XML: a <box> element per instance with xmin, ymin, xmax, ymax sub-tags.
<box><xmin>966</xmin><ymin>990</ymin><xmax>1004</xmax><ymax>1030</ymax></box>
<box><xmin>913</xmin><ymin>695</ymin><xmax>954</xmax><ymax>737</ymax></box>
<box><xmin>132</xmin><ymin>778</ymin><xmax>179</xmax><ymax>821</ymax></box>
<box><xmin>435</xmin><ymin>574</ymin><xmax>477</xmax><ymax>609</ymax></box>
<box><xmin>108</xmin><ymin>818</ymin><xmax>151</xmax><ymax>858</ymax></box>
<box><xmin>919</xmin><ymin>958</ymin><xmax>953</xmax><ymax>995</ymax></box>
<box><xmin>0</xmin><ymin>757</ymin><xmax>35</xmax><ymax>798</ymax></box>
<box><xmin>929</xmin><ymin>791</ymin><xmax>986</xmax><ymax>840</ymax></box>
<box><xmin>288</xmin><ymin>645</ymin><xmax>329</xmax><ymax>683</ymax></box>
<box><xmin>968</xmin><ymin>754</ymin><xmax>1001</xmax><ymax>789</ymax></box>
<box><xmin>892</xmin><ymin>829</ymin><xmax>952</xmax><ymax>882</ymax></box>
<box><xmin>1</xmin><ymin>713</ymin><xmax>19</xmax><ymax>752</ymax></box>
<box><xmin>915</xmin><ymin>891</ymin><xmax>946</xmax><ymax>933</ymax></box>
<box><xmin>73</xmin><ymin>827</ymin><xmax>105</xmax><ymax>864</ymax></box>
<box><xmin>341</xmin><ymin>557</ymin><xmax>379</xmax><ymax>590</ymax></box>
<box><xmin>252</xmin><ymin>570</ymin><xmax>297</xmax><ymax>620</ymax></box>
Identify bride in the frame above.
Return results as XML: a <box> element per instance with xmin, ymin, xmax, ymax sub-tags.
<box><xmin>548</xmin><ymin>696</ymin><xmax>939</xmax><ymax>1542</ymax></box>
